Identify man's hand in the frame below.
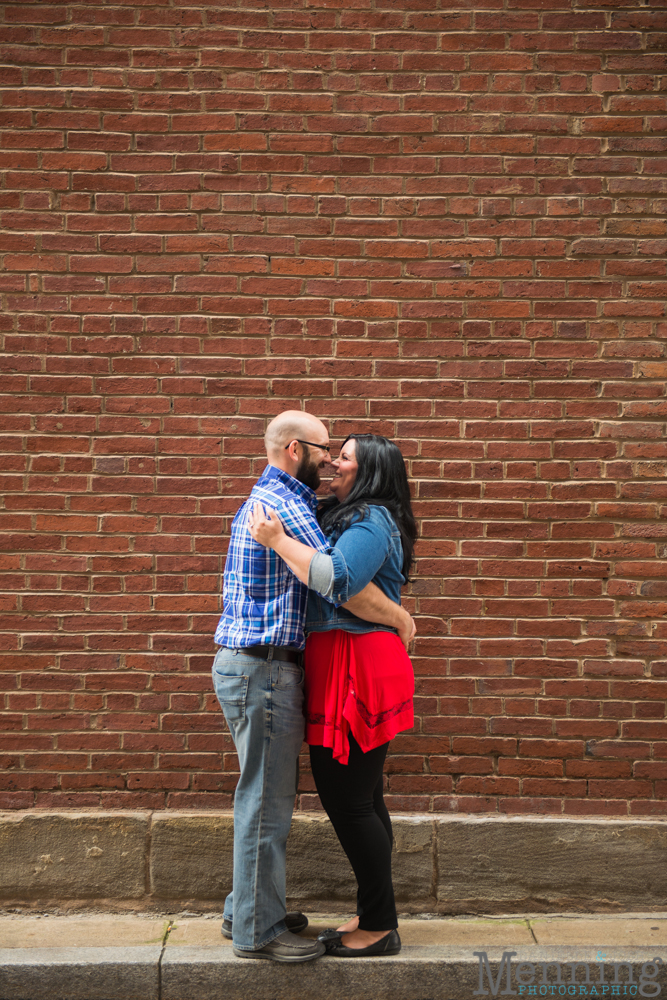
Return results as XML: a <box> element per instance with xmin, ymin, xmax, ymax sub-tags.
<box><xmin>247</xmin><ymin>503</ymin><xmax>286</xmax><ymax>549</ymax></box>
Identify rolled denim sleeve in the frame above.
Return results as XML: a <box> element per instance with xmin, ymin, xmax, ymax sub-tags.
<box><xmin>327</xmin><ymin>507</ymin><xmax>394</xmax><ymax>604</ymax></box>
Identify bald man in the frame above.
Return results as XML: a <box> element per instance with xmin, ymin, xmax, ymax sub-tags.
<box><xmin>212</xmin><ymin>410</ymin><xmax>414</xmax><ymax>963</ymax></box>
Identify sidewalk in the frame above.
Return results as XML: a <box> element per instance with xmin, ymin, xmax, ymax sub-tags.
<box><xmin>2</xmin><ymin>911</ymin><xmax>667</xmax><ymax>1000</ymax></box>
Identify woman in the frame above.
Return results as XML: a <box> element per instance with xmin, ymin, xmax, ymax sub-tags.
<box><xmin>247</xmin><ymin>433</ymin><xmax>417</xmax><ymax>958</ymax></box>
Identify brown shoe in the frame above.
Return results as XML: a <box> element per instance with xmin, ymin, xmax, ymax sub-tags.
<box><xmin>234</xmin><ymin>930</ymin><xmax>325</xmax><ymax>963</ymax></box>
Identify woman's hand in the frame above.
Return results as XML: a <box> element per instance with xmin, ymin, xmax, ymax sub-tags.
<box><xmin>397</xmin><ymin>613</ymin><xmax>417</xmax><ymax>652</ymax></box>
<box><xmin>247</xmin><ymin>502</ymin><xmax>286</xmax><ymax>549</ymax></box>
<box><xmin>247</xmin><ymin>502</ymin><xmax>316</xmax><ymax>585</ymax></box>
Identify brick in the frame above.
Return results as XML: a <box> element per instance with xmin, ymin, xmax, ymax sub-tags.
<box><xmin>0</xmin><ymin>3</ymin><xmax>664</xmax><ymax>817</ymax></box>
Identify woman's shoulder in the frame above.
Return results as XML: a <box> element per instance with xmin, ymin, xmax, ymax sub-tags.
<box><xmin>320</xmin><ymin>500</ymin><xmax>399</xmax><ymax>542</ymax></box>
<box><xmin>361</xmin><ymin>504</ymin><xmax>399</xmax><ymax>535</ymax></box>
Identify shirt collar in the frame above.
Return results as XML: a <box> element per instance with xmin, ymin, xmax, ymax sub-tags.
<box><xmin>260</xmin><ymin>465</ymin><xmax>319</xmax><ymax>512</ymax></box>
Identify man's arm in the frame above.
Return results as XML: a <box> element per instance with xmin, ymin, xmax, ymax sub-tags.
<box><xmin>344</xmin><ymin>583</ymin><xmax>416</xmax><ymax>650</ymax></box>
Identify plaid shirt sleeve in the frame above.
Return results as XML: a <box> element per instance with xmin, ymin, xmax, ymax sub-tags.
<box><xmin>213</xmin><ymin>472</ymin><xmax>328</xmax><ymax>650</ymax></box>
<box><xmin>272</xmin><ymin>497</ymin><xmax>328</xmax><ymax>550</ymax></box>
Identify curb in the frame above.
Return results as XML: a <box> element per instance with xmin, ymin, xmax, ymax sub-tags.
<box><xmin>2</xmin><ymin>914</ymin><xmax>667</xmax><ymax>1000</ymax></box>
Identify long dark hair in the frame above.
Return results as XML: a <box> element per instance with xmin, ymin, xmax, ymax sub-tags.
<box><xmin>318</xmin><ymin>434</ymin><xmax>417</xmax><ymax>580</ymax></box>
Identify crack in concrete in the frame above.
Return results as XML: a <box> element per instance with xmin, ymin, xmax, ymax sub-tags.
<box><xmin>157</xmin><ymin>920</ymin><xmax>174</xmax><ymax>1000</ymax></box>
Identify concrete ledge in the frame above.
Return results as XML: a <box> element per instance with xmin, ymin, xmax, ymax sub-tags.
<box><xmin>0</xmin><ymin>948</ymin><xmax>161</xmax><ymax>1000</ymax></box>
<box><xmin>2</xmin><ymin>915</ymin><xmax>667</xmax><ymax>1000</ymax></box>
<box><xmin>2</xmin><ymin>811</ymin><xmax>667</xmax><ymax>913</ymax></box>
<box><xmin>160</xmin><ymin>946</ymin><xmax>667</xmax><ymax>1000</ymax></box>
<box><xmin>160</xmin><ymin>945</ymin><xmax>471</xmax><ymax>1000</ymax></box>
<box><xmin>0</xmin><ymin>915</ymin><xmax>167</xmax><ymax>1000</ymax></box>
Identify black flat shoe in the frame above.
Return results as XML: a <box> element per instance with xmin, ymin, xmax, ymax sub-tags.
<box><xmin>317</xmin><ymin>928</ymin><xmax>343</xmax><ymax>945</ymax></box>
<box><xmin>326</xmin><ymin>929</ymin><xmax>401</xmax><ymax>958</ymax></box>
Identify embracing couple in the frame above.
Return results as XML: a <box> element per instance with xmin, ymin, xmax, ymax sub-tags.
<box><xmin>212</xmin><ymin>410</ymin><xmax>417</xmax><ymax>963</ymax></box>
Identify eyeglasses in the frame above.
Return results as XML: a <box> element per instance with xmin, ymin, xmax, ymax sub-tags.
<box><xmin>285</xmin><ymin>439</ymin><xmax>331</xmax><ymax>455</ymax></box>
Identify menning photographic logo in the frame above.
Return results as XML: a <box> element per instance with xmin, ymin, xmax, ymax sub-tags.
<box><xmin>472</xmin><ymin>952</ymin><xmax>664</xmax><ymax>998</ymax></box>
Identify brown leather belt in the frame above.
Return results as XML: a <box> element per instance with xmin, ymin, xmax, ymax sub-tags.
<box><xmin>233</xmin><ymin>645</ymin><xmax>302</xmax><ymax>665</ymax></box>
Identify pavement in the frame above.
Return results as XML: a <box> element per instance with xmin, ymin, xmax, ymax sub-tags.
<box><xmin>1</xmin><ymin>911</ymin><xmax>667</xmax><ymax>1000</ymax></box>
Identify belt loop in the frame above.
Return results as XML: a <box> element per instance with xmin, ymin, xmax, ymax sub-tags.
<box><xmin>267</xmin><ymin>644</ymin><xmax>274</xmax><ymax>662</ymax></box>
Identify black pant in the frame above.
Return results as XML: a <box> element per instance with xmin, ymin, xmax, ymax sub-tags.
<box><xmin>309</xmin><ymin>734</ymin><xmax>397</xmax><ymax>931</ymax></box>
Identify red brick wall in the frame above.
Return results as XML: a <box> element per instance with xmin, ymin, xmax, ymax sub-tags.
<box><xmin>1</xmin><ymin>0</ymin><xmax>667</xmax><ymax>817</ymax></box>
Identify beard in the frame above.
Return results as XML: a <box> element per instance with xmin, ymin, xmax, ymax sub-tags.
<box><xmin>295</xmin><ymin>446</ymin><xmax>321</xmax><ymax>490</ymax></box>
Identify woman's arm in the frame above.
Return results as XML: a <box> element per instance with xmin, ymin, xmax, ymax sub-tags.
<box><xmin>247</xmin><ymin>502</ymin><xmax>314</xmax><ymax>584</ymax></box>
<box><xmin>345</xmin><ymin>587</ymin><xmax>416</xmax><ymax>649</ymax></box>
<box><xmin>247</xmin><ymin>503</ymin><xmax>416</xmax><ymax>649</ymax></box>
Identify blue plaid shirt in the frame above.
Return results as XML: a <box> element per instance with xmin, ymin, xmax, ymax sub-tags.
<box><xmin>214</xmin><ymin>465</ymin><xmax>328</xmax><ymax>651</ymax></box>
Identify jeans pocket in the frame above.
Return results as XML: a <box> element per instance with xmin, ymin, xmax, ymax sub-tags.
<box><xmin>214</xmin><ymin>673</ymin><xmax>249</xmax><ymax>724</ymax></box>
<box><xmin>276</xmin><ymin>662</ymin><xmax>304</xmax><ymax>689</ymax></box>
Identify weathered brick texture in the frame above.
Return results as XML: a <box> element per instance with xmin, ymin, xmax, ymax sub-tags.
<box><xmin>1</xmin><ymin>0</ymin><xmax>666</xmax><ymax>817</ymax></box>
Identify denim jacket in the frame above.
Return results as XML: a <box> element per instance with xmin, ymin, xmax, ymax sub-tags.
<box><xmin>306</xmin><ymin>504</ymin><xmax>405</xmax><ymax>635</ymax></box>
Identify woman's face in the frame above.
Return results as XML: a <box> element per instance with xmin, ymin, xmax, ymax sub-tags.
<box><xmin>329</xmin><ymin>438</ymin><xmax>358</xmax><ymax>502</ymax></box>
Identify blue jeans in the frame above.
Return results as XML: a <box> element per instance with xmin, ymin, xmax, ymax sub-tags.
<box><xmin>212</xmin><ymin>647</ymin><xmax>305</xmax><ymax>951</ymax></box>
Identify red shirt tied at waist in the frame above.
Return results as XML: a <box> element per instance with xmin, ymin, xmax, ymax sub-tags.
<box><xmin>305</xmin><ymin>629</ymin><xmax>414</xmax><ymax>765</ymax></box>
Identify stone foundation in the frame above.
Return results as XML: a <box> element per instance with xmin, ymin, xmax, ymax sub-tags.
<box><xmin>2</xmin><ymin>811</ymin><xmax>666</xmax><ymax>913</ymax></box>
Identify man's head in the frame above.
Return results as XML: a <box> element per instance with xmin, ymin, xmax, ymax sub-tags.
<box><xmin>264</xmin><ymin>410</ymin><xmax>331</xmax><ymax>489</ymax></box>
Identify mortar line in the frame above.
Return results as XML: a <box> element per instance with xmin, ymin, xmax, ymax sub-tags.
<box><xmin>430</xmin><ymin>818</ymin><xmax>438</xmax><ymax>907</ymax></box>
<box><xmin>145</xmin><ymin>809</ymin><xmax>154</xmax><ymax>900</ymax></box>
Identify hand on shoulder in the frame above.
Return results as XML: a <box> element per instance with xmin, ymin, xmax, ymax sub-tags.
<box><xmin>247</xmin><ymin>502</ymin><xmax>286</xmax><ymax>549</ymax></box>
